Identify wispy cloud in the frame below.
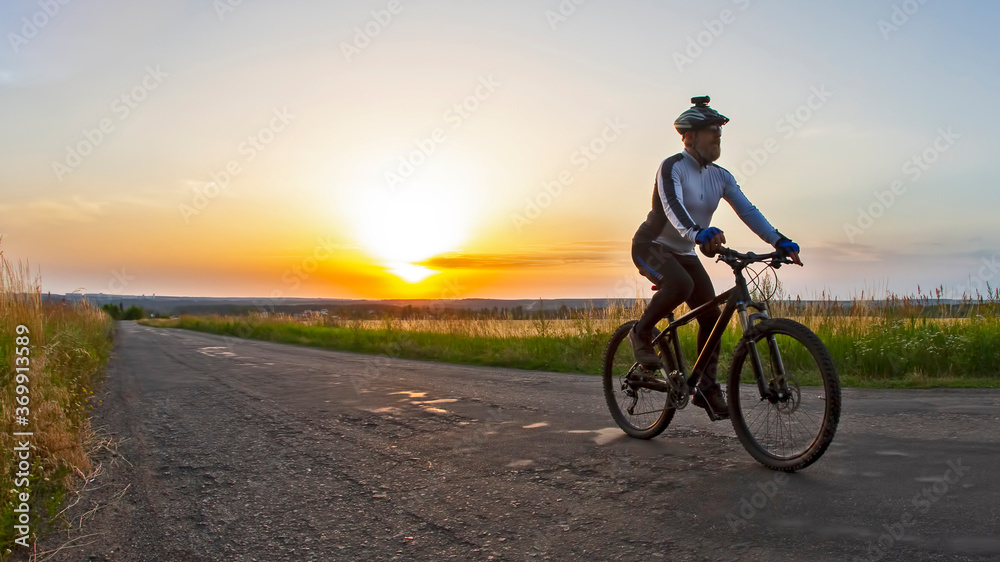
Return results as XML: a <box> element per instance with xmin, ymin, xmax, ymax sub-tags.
<box><xmin>0</xmin><ymin>196</ymin><xmax>107</xmax><ymax>226</ymax></box>
<box><xmin>809</xmin><ymin>241</ymin><xmax>884</xmax><ymax>263</ymax></box>
<box><xmin>422</xmin><ymin>241</ymin><xmax>628</xmax><ymax>270</ymax></box>
<box><xmin>111</xmin><ymin>195</ymin><xmax>166</xmax><ymax>208</ymax></box>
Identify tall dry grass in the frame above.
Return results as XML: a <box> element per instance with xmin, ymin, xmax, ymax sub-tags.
<box><xmin>1</xmin><ymin>247</ymin><xmax>114</xmax><ymax>558</ymax></box>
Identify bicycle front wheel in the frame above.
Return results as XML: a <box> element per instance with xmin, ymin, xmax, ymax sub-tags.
<box><xmin>727</xmin><ymin>318</ymin><xmax>841</xmax><ymax>471</ymax></box>
<box><xmin>603</xmin><ymin>321</ymin><xmax>674</xmax><ymax>439</ymax></box>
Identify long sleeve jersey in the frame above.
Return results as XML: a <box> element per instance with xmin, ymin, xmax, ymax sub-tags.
<box><xmin>633</xmin><ymin>150</ymin><xmax>782</xmax><ymax>255</ymax></box>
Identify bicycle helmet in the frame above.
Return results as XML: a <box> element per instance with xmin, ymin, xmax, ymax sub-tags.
<box><xmin>674</xmin><ymin>95</ymin><xmax>729</xmax><ymax>134</ymax></box>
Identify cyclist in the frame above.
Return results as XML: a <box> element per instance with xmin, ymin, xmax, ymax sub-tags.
<box><xmin>628</xmin><ymin>95</ymin><xmax>801</xmax><ymax>419</ymax></box>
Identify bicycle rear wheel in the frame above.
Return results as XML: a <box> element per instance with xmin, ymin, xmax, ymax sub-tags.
<box><xmin>603</xmin><ymin>321</ymin><xmax>674</xmax><ymax>439</ymax></box>
<box><xmin>727</xmin><ymin>318</ymin><xmax>841</xmax><ymax>471</ymax></box>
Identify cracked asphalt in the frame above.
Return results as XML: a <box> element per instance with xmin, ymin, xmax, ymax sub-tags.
<box><xmin>27</xmin><ymin>321</ymin><xmax>1000</xmax><ymax>561</ymax></box>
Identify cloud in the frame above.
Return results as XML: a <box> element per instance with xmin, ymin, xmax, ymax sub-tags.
<box><xmin>0</xmin><ymin>196</ymin><xmax>107</xmax><ymax>226</ymax></box>
<box><xmin>421</xmin><ymin>241</ymin><xmax>628</xmax><ymax>270</ymax></box>
<box><xmin>813</xmin><ymin>242</ymin><xmax>884</xmax><ymax>263</ymax></box>
<box><xmin>112</xmin><ymin>195</ymin><xmax>166</xmax><ymax>208</ymax></box>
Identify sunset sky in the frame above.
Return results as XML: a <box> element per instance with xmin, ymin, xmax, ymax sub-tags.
<box><xmin>1</xmin><ymin>0</ymin><xmax>997</xmax><ymax>301</ymax></box>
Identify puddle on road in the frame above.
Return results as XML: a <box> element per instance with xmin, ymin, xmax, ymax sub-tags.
<box><xmin>392</xmin><ymin>391</ymin><xmax>427</xmax><ymax>399</ymax></box>
<box><xmin>564</xmin><ymin>428</ymin><xmax>624</xmax><ymax>445</ymax></box>
<box><xmin>875</xmin><ymin>450</ymin><xmax>912</xmax><ymax>457</ymax></box>
<box><xmin>197</xmin><ymin>346</ymin><xmax>236</xmax><ymax>357</ymax></box>
<box><xmin>389</xmin><ymin>391</ymin><xmax>457</xmax><ymax>414</ymax></box>
<box><xmin>370</xmin><ymin>407</ymin><xmax>400</xmax><ymax>414</ymax></box>
<box><xmin>522</xmin><ymin>422</ymin><xmax>548</xmax><ymax>429</ymax></box>
<box><xmin>592</xmin><ymin>428</ymin><xmax>623</xmax><ymax>445</ymax></box>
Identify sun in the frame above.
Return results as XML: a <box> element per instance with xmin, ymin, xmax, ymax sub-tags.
<box><xmin>349</xmin><ymin>181</ymin><xmax>476</xmax><ymax>283</ymax></box>
<box><xmin>385</xmin><ymin>262</ymin><xmax>439</xmax><ymax>283</ymax></box>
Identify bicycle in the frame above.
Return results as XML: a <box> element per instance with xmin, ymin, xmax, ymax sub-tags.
<box><xmin>602</xmin><ymin>247</ymin><xmax>841</xmax><ymax>471</ymax></box>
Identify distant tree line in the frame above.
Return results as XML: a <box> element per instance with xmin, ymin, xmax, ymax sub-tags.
<box><xmin>101</xmin><ymin>303</ymin><xmax>147</xmax><ymax>320</ymax></box>
<box><xmin>324</xmin><ymin>301</ymin><xmax>581</xmax><ymax>321</ymax></box>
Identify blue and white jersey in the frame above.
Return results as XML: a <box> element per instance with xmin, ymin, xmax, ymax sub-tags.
<box><xmin>634</xmin><ymin>150</ymin><xmax>781</xmax><ymax>255</ymax></box>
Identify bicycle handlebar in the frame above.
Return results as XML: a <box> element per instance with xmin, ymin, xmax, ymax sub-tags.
<box><xmin>700</xmin><ymin>246</ymin><xmax>796</xmax><ymax>268</ymax></box>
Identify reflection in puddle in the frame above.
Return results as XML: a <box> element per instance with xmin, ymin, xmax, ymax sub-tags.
<box><xmin>522</xmin><ymin>422</ymin><xmax>548</xmax><ymax>429</ymax></box>
<box><xmin>593</xmin><ymin>428</ymin><xmax>622</xmax><ymax>445</ymax></box>
<box><xmin>565</xmin><ymin>428</ymin><xmax>623</xmax><ymax>446</ymax></box>
<box><xmin>392</xmin><ymin>391</ymin><xmax>427</xmax><ymax>398</ymax></box>
<box><xmin>390</xmin><ymin>391</ymin><xmax>456</xmax><ymax>414</ymax></box>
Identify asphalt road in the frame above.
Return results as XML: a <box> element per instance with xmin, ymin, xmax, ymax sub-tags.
<box><xmin>28</xmin><ymin>321</ymin><xmax>1000</xmax><ymax>561</ymax></box>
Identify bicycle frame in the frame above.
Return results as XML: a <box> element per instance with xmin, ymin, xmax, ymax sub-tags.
<box><xmin>648</xmin><ymin>259</ymin><xmax>782</xmax><ymax>401</ymax></box>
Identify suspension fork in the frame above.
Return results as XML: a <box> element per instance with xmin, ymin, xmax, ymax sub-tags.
<box><xmin>765</xmin><ymin>336</ymin><xmax>790</xmax><ymax>396</ymax></box>
<box><xmin>738</xmin><ymin>301</ymin><xmax>789</xmax><ymax>400</ymax></box>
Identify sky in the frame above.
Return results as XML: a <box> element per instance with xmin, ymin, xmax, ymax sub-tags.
<box><xmin>1</xmin><ymin>0</ymin><xmax>997</xmax><ymax>301</ymax></box>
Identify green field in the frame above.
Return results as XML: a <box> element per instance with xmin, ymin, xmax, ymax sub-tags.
<box><xmin>141</xmin><ymin>291</ymin><xmax>1000</xmax><ymax>389</ymax></box>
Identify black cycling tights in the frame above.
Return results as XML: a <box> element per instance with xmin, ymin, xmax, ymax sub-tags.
<box><xmin>631</xmin><ymin>241</ymin><xmax>722</xmax><ymax>386</ymax></box>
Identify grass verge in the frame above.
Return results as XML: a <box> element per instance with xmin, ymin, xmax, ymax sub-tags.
<box><xmin>1</xmin><ymin>250</ymin><xmax>115</xmax><ymax>560</ymax></box>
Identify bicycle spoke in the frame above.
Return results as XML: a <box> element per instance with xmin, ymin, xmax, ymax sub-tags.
<box><xmin>729</xmin><ymin>321</ymin><xmax>839</xmax><ymax>470</ymax></box>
